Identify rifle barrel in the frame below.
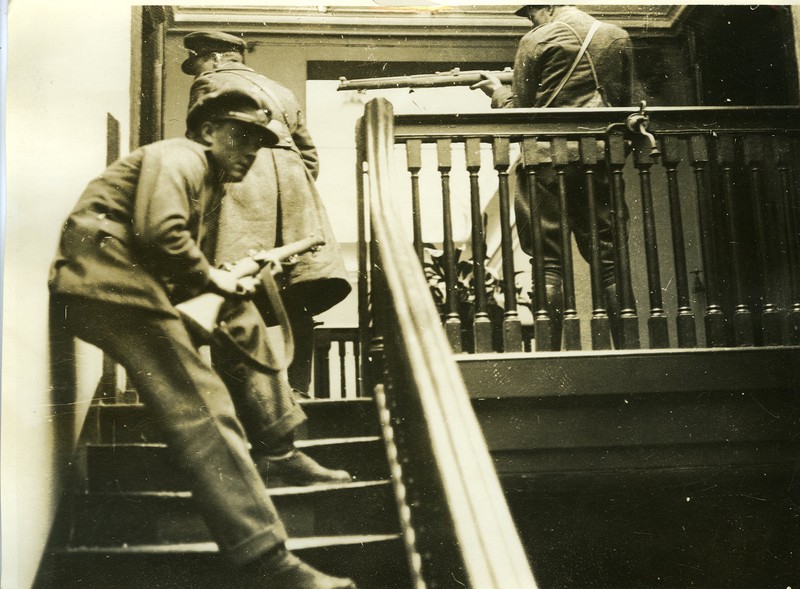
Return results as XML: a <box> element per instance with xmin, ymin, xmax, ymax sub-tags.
<box><xmin>337</xmin><ymin>68</ymin><xmax>513</xmax><ymax>91</ymax></box>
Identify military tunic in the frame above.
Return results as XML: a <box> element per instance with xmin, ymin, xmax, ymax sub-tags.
<box><xmin>189</xmin><ymin>62</ymin><xmax>351</xmax><ymax>316</ymax></box>
<box><xmin>49</xmin><ymin>137</ymin><xmax>304</xmax><ymax>565</ymax></box>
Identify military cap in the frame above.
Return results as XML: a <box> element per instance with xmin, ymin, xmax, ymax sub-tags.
<box><xmin>514</xmin><ymin>5</ymin><xmax>549</xmax><ymax>17</ymax></box>
<box><xmin>186</xmin><ymin>87</ymin><xmax>278</xmax><ymax>147</ymax></box>
<box><xmin>181</xmin><ymin>31</ymin><xmax>246</xmax><ymax>74</ymax></box>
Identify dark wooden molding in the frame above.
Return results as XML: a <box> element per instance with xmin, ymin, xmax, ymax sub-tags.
<box><xmin>168</xmin><ymin>5</ymin><xmax>688</xmax><ymax>38</ymax></box>
<box><xmin>458</xmin><ymin>347</ymin><xmax>800</xmax><ymax>399</ymax></box>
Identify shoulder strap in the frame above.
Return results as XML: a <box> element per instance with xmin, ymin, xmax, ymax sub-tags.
<box><xmin>542</xmin><ymin>20</ymin><xmax>602</xmax><ymax>108</ymax></box>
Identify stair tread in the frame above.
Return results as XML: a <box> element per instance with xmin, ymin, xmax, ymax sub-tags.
<box><xmin>87</xmin><ymin>436</ymin><xmax>381</xmax><ymax>449</ymax></box>
<box><xmin>59</xmin><ymin>534</ymin><xmax>402</xmax><ymax>554</ymax></box>
<box><xmin>80</xmin><ymin>479</ymin><xmax>390</xmax><ymax>499</ymax></box>
<box><xmin>94</xmin><ymin>398</ymin><xmax>373</xmax><ymax>409</ymax></box>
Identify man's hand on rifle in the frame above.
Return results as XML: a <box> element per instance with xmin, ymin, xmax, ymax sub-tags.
<box><xmin>470</xmin><ymin>71</ymin><xmax>504</xmax><ymax>97</ymax></box>
<box><xmin>250</xmin><ymin>250</ymin><xmax>285</xmax><ymax>277</ymax></box>
<box><xmin>207</xmin><ymin>267</ymin><xmax>260</xmax><ymax>298</ymax></box>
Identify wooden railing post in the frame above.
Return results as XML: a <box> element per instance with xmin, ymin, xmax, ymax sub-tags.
<box><xmin>551</xmin><ymin>137</ymin><xmax>581</xmax><ymax>350</ymax></box>
<box><xmin>607</xmin><ymin>131</ymin><xmax>639</xmax><ymax>349</ymax></box>
<box><xmin>522</xmin><ymin>138</ymin><xmax>555</xmax><ymax>351</ymax></box>
<box><xmin>715</xmin><ymin>135</ymin><xmax>755</xmax><ymax>346</ymax></box>
<box><xmin>660</xmin><ymin>136</ymin><xmax>698</xmax><ymax>348</ymax></box>
<box><xmin>466</xmin><ymin>137</ymin><xmax>493</xmax><ymax>353</ymax></box>
<box><xmin>774</xmin><ymin>137</ymin><xmax>800</xmax><ymax>344</ymax></box>
<box><xmin>744</xmin><ymin>135</ymin><xmax>784</xmax><ymax>345</ymax></box>
<box><xmin>406</xmin><ymin>139</ymin><xmax>424</xmax><ymax>264</ymax></box>
<box><xmin>437</xmin><ymin>138</ymin><xmax>462</xmax><ymax>352</ymax></box>
<box><xmin>689</xmin><ymin>134</ymin><xmax>727</xmax><ymax>347</ymax></box>
<box><xmin>580</xmin><ymin>137</ymin><xmax>612</xmax><ymax>350</ymax></box>
<box><xmin>493</xmin><ymin>137</ymin><xmax>523</xmax><ymax>352</ymax></box>
<box><xmin>633</xmin><ymin>133</ymin><xmax>670</xmax><ymax>348</ymax></box>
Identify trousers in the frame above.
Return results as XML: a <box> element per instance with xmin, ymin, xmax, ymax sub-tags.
<box><xmin>59</xmin><ymin>295</ymin><xmax>305</xmax><ymax>566</ymax></box>
<box><xmin>513</xmin><ymin>160</ymin><xmax>623</xmax><ymax>288</ymax></box>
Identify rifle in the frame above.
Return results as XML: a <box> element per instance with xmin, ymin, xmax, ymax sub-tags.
<box><xmin>337</xmin><ymin>67</ymin><xmax>513</xmax><ymax>92</ymax></box>
<box><xmin>176</xmin><ymin>235</ymin><xmax>325</xmax><ymax>337</ymax></box>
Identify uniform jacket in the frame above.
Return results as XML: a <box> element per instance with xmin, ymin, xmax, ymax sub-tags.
<box><xmin>49</xmin><ymin>138</ymin><xmax>221</xmax><ymax>316</ymax></box>
<box><xmin>189</xmin><ymin>62</ymin><xmax>351</xmax><ymax>315</ymax></box>
<box><xmin>492</xmin><ymin>7</ymin><xmax>635</xmax><ymax>109</ymax></box>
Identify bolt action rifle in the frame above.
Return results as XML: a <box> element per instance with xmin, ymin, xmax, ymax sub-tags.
<box><xmin>176</xmin><ymin>235</ymin><xmax>324</xmax><ymax>337</ymax></box>
<box><xmin>337</xmin><ymin>67</ymin><xmax>513</xmax><ymax>92</ymax></box>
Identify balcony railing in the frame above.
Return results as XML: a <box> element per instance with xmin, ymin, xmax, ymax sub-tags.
<box><xmin>388</xmin><ymin>104</ymin><xmax>800</xmax><ymax>352</ymax></box>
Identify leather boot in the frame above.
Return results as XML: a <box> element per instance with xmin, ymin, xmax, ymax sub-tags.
<box><xmin>255</xmin><ymin>450</ymin><xmax>352</xmax><ymax>487</ymax></box>
<box><xmin>242</xmin><ymin>544</ymin><xmax>356</xmax><ymax>589</ymax></box>
<box><xmin>544</xmin><ymin>278</ymin><xmax>564</xmax><ymax>351</ymax></box>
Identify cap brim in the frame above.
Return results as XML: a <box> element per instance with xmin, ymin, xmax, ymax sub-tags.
<box><xmin>514</xmin><ymin>6</ymin><xmax>531</xmax><ymax>17</ymax></box>
<box><xmin>181</xmin><ymin>56</ymin><xmax>195</xmax><ymax>75</ymax></box>
<box><xmin>216</xmin><ymin>113</ymin><xmax>279</xmax><ymax>147</ymax></box>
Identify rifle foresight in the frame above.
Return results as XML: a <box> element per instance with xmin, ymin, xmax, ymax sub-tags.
<box><xmin>337</xmin><ymin>67</ymin><xmax>513</xmax><ymax>92</ymax></box>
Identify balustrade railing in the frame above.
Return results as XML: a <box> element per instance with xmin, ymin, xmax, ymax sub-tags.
<box><xmin>357</xmin><ymin>97</ymin><xmax>538</xmax><ymax>588</ymax></box>
<box><xmin>390</xmin><ymin>105</ymin><xmax>800</xmax><ymax>352</ymax></box>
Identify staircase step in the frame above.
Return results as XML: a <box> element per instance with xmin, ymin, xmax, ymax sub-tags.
<box><xmin>37</xmin><ymin>534</ymin><xmax>410</xmax><ymax>589</ymax></box>
<box><xmin>70</xmin><ymin>481</ymin><xmax>398</xmax><ymax>545</ymax></box>
<box><xmin>87</xmin><ymin>437</ymin><xmax>389</xmax><ymax>492</ymax></box>
<box><xmin>87</xmin><ymin>398</ymin><xmax>379</xmax><ymax>444</ymax></box>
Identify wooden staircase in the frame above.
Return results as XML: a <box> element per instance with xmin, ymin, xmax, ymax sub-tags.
<box><xmin>35</xmin><ymin>398</ymin><xmax>412</xmax><ymax>589</ymax></box>
<box><xmin>458</xmin><ymin>346</ymin><xmax>800</xmax><ymax>588</ymax></box>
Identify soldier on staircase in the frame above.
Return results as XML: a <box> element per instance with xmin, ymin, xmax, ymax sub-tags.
<box><xmin>49</xmin><ymin>87</ymin><xmax>355</xmax><ymax>589</ymax></box>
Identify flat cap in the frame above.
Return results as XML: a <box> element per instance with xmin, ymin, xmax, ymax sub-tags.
<box><xmin>181</xmin><ymin>31</ymin><xmax>246</xmax><ymax>74</ymax></box>
<box><xmin>186</xmin><ymin>87</ymin><xmax>278</xmax><ymax>147</ymax></box>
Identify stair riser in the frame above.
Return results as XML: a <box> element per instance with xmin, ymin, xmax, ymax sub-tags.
<box><xmin>87</xmin><ymin>441</ymin><xmax>389</xmax><ymax>493</ymax></box>
<box><xmin>71</xmin><ymin>485</ymin><xmax>398</xmax><ymax>545</ymax></box>
<box><xmin>37</xmin><ymin>538</ymin><xmax>410</xmax><ymax>589</ymax></box>
<box><xmin>88</xmin><ymin>400</ymin><xmax>380</xmax><ymax>444</ymax></box>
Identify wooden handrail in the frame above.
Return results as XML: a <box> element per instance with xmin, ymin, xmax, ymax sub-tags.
<box><xmin>393</xmin><ymin>105</ymin><xmax>800</xmax><ymax>139</ymax></box>
<box><xmin>358</xmin><ymin>97</ymin><xmax>538</xmax><ymax>588</ymax></box>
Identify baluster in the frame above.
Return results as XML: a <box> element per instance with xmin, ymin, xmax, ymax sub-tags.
<box><xmin>437</xmin><ymin>138</ymin><xmax>462</xmax><ymax>351</ymax></box>
<box><xmin>660</xmin><ymin>136</ymin><xmax>697</xmax><ymax>348</ymax></box>
<box><xmin>550</xmin><ymin>138</ymin><xmax>581</xmax><ymax>350</ymax></box>
<box><xmin>607</xmin><ymin>132</ymin><xmax>640</xmax><ymax>349</ymax></box>
<box><xmin>689</xmin><ymin>134</ymin><xmax>727</xmax><ymax>347</ymax></box>
<box><xmin>745</xmin><ymin>136</ymin><xmax>784</xmax><ymax>345</ymax></box>
<box><xmin>313</xmin><ymin>328</ymin><xmax>332</xmax><ymax>398</ymax></box>
<box><xmin>466</xmin><ymin>137</ymin><xmax>492</xmax><ymax>352</ymax></box>
<box><xmin>715</xmin><ymin>135</ymin><xmax>754</xmax><ymax>345</ymax></box>
<box><xmin>522</xmin><ymin>138</ymin><xmax>555</xmax><ymax>351</ymax></box>
<box><xmin>580</xmin><ymin>137</ymin><xmax>612</xmax><ymax>350</ymax></box>
<box><xmin>406</xmin><ymin>139</ymin><xmax>424</xmax><ymax>263</ymax></box>
<box><xmin>775</xmin><ymin>137</ymin><xmax>800</xmax><ymax>344</ymax></box>
<box><xmin>338</xmin><ymin>341</ymin><xmax>348</xmax><ymax>399</ymax></box>
<box><xmin>633</xmin><ymin>135</ymin><xmax>669</xmax><ymax>347</ymax></box>
<box><xmin>494</xmin><ymin>137</ymin><xmax>523</xmax><ymax>352</ymax></box>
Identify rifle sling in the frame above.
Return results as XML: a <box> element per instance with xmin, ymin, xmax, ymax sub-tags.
<box><xmin>213</xmin><ymin>267</ymin><xmax>294</xmax><ymax>373</ymax></box>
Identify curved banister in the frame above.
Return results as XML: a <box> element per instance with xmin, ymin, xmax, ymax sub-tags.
<box><xmin>359</xmin><ymin>97</ymin><xmax>538</xmax><ymax>588</ymax></box>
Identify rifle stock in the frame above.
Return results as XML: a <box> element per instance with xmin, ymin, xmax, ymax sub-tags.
<box><xmin>337</xmin><ymin>67</ymin><xmax>513</xmax><ymax>91</ymax></box>
<box><xmin>176</xmin><ymin>235</ymin><xmax>325</xmax><ymax>337</ymax></box>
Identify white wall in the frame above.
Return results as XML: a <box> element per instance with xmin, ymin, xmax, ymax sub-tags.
<box><xmin>3</xmin><ymin>2</ymin><xmax>131</xmax><ymax>586</ymax></box>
